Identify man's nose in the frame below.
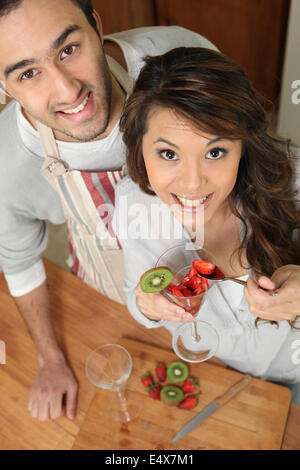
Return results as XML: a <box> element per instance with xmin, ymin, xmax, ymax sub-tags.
<box><xmin>48</xmin><ymin>66</ymin><xmax>81</xmax><ymax>106</ymax></box>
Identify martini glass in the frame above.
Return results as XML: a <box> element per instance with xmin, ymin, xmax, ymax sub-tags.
<box><xmin>155</xmin><ymin>244</ymin><xmax>219</xmax><ymax>362</ymax></box>
<box><xmin>85</xmin><ymin>344</ymin><xmax>134</xmax><ymax>422</ymax></box>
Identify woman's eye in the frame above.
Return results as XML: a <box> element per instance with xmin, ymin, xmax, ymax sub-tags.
<box><xmin>159</xmin><ymin>149</ymin><xmax>179</xmax><ymax>161</ymax></box>
<box><xmin>61</xmin><ymin>45</ymin><xmax>77</xmax><ymax>59</ymax></box>
<box><xmin>206</xmin><ymin>147</ymin><xmax>227</xmax><ymax>160</ymax></box>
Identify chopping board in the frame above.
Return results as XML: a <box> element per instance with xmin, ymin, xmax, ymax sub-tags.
<box><xmin>73</xmin><ymin>338</ymin><xmax>291</xmax><ymax>450</ymax></box>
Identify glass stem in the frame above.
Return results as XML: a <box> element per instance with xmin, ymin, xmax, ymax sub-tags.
<box><xmin>190</xmin><ymin>321</ymin><xmax>201</xmax><ymax>342</ymax></box>
<box><xmin>116</xmin><ymin>386</ymin><xmax>131</xmax><ymax>422</ymax></box>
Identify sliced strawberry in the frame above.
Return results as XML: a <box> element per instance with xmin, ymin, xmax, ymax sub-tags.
<box><xmin>182</xmin><ymin>274</ymin><xmax>191</xmax><ymax>286</ymax></box>
<box><xmin>192</xmin><ymin>260</ymin><xmax>216</xmax><ymax>275</ymax></box>
<box><xmin>155</xmin><ymin>362</ymin><xmax>166</xmax><ymax>382</ymax></box>
<box><xmin>200</xmin><ymin>276</ymin><xmax>208</xmax><ymax>290</ymax></box>
<box><xmin>194</xmin><ymin>285</ymin><xmax>206</xmax><ymax>295</ymax></box>
<box><xmin>167</xmin><ymin>284</ymin><xmax>183</xmax><ymax>297</ymax></box>
<box><xmin>188</xmin><ymin>266</ymin><xmax>198</xmax><ymax>278</ymax></box>
<box><xmin>186</xmin><ymin>275</ymin><xmax>202</xmax><ymax>291</ymax></box>
<box><xmin>178</xmin><ymin>394</ymin><xmax>199</xmax><ymax>410</ymax></box>
<box><xmin>141</xmin><ymin>371</ymin><xmax>153</xmax><ymax>388</ymax></box>
<box><xmin>181</xmin><ymin>377</ymin><xmax>200</xmax><ymax>394</ymax></box>
<box><xmin>147</xmin><ymin>383</ymin><xmax>161</xmax><ymax>400</ymax></box>
<box><xmin>180</xmin><ymin>286</ymin><xmax>195</xmax><ymax>297</ymax></box>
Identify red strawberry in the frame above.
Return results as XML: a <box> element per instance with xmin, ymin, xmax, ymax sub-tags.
<box><xmin>141</xmin><ymin>371</ymin><xmax>153</xmax><ymax>388</ymax></box>
<box><xmin>155</xmin><ymin>362</ymin><xmax>166</xmax><ymax>382</ymax></box>
<box><xmin>192</xmin><ymin>260</ymin><xmax>216</xmax><ymax>275</ymax></box>
<box><xmin>182</xmin><ymin>274</ymin><xmax>191</xmax><ymax>286</ymax></box>
<box><xmin>186</xmin><ymin>275</ymin><xmax>202</xmax><ymax>291</ymax></box>
<box><xmin>180</xmin><ymin>286</ymin><xmax>195</xmax><ymax>297</ymax></box>
<box><xmin>188</xmin><ymin>266</ymin><xmax>198</xmax><ymax>278</ymax></box>
<box><xmin>181</xmin><ymin>377</ymin><xmax>200</xmax><ymax>394</ymax></box>
<box><xmin>178</xmin><ymin>394</ymin><xmax>199</xmax><ymax>410</ymax></box>
<box><xmin>167</xmin><ymin>284</ymin><xmax>183</xmax><ymax>297</ymax></box>
<box><xmin>194</xmin><ymin>285</ymin><xmax>206</xmax><ymax>295</ymax></box>
<box><xmin>147</xmin><ymin>383</ymin><xmax>161</xmax><ymax>400</ymax></box>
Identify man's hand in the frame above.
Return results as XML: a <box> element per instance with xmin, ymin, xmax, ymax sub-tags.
<box><xmin>244</xmin><ymin>265</ymin><xmax>300</xmax><ymax>322</ymax></box>
<box><xmin>28</xmin><ymin>358</ymin><xmax>78</xmax><ymax>421</ymax></box>
<box><xmin>134</xmin><ymin>284</ymin><xmax>196</xmax><ymax>322</ymax></box>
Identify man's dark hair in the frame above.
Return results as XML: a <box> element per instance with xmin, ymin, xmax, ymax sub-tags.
<box><xmin>0</xmin><ymin>0</ymin><xmax>98</xmax><ymax>34</ymax></box>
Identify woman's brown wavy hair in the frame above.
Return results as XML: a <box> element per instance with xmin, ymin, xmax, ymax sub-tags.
<box><xmin>120</xmin><ymin>47</ymin><xmax>300</xmax><ymax>328</ymax></box>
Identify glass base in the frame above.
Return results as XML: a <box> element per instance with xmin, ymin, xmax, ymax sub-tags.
<box><xmin>172</xmin><ymin>320</ymin><xmax>219</xmax><ymax>363</ymax></box>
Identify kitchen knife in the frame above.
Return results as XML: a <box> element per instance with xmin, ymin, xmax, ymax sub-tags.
<box><xmin>172</xmin><ymin>374</ymin><xmax>252</xmax><ymax>442</ymax></box>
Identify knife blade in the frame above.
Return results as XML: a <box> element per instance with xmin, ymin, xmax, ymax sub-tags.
<box><xmin>172</xmin><ymin>374</ymin><xmax>252</xmax><ymax>442</ymax></box>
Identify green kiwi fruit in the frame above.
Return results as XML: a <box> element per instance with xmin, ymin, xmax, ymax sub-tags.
<box><xmin>140</xmin><ymin>267</ymin><xmax>173</xmax><ymax>293</ymax></box>
<box><xmin>167</xmin><ymin>361</ymin><xmax>189</xmax><ymax>384</ymax></box>
<box><xmin>160</xmin><ymin>385</ymin><xmax>184</xmax><ymax>406</ymax></box>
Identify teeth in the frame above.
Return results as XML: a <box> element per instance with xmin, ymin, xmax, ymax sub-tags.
<box><xmin>62</xmin><ymin>94</ymin><xmax>89</xmax><ymax>114</ymax></box>
<box><xmin>176</xmin><ymin>195</ymin><xmax>209</xmax><ymax>206</ymax></box>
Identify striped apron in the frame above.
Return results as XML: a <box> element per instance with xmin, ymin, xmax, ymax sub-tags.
<box><xmin>36</xmin><ymin>56</ymin><xmax>134</xmax><ymax>304</ymax></box>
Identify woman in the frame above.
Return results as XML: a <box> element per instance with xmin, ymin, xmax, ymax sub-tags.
<box><xmin>112</xmin><ymin>47</ymin><xmax>300</xmax><ymax>401</ymax></box>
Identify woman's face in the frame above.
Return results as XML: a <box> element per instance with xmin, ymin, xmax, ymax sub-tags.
<box><xmin>142</xmin><ymin>107</ymin><xmax>243</xmax><ymax>229</ymax></box>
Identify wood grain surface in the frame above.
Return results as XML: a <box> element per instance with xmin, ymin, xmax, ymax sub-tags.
<box><xmin>0</xmin><ymin>259</ymin><xmax>299</xmax><ymax>449</ymax></box>
<box><xmin>73</xmin><ymin>338</ymin><xmax>291</xmax><ymax>450</ymax></box>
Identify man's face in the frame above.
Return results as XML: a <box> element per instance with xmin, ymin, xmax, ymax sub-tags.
<box><xmin>0</xmin><ymin>0</ymin><xmax>112</xmax><ymax>142</ymax></box>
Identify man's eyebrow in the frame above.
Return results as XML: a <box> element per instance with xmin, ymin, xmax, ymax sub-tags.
<box><xmin>4</xmin><ymin>24</ymin><xmax>82</xmax><ymax>79</ymax></box>
<box><xmin>153</xmin><ymin>138</ymin><xmax>180</xmax><ymax>149</ymax></box>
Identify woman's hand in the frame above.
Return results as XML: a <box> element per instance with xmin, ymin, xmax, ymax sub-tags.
<box><xmin>134</xmin><ymin>284</ymin><xmax>196</xmax><ymax>323</ymax></box>
<box><xmin>244</xmin><ymin>265</ymin><xmax>300</xmax><ymax>322</ymax></box>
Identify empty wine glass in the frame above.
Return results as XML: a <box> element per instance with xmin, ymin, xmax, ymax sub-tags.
<box><xmin>156</xmin><ymin>244</ymin><xmax>219</xmax><ymax>362</ymax></box>
<box><xmin>85</xmin><ymin>344</ymin><xmax>134</xmax><ymax>422</ymax></box>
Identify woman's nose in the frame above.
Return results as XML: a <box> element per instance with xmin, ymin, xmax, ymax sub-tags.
<box><xmin>181</xmin><ymin>160</ymin><xmax>208</xmax><ymax>193</ymax></box>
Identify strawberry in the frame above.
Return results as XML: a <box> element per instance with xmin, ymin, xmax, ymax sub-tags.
<box><xmin>141</xmin><ymin>371</ymin><xmax>153</xmax><ymax>388</ymax></box>
<box><xmin>194</xmin><ymin>285</ymin><xmax>206</xmax><ymax>295</ymax></box>
<box><xmin>147</xmin><ymin>383</ymin><xmax>161</xmax><ymax>400</ymax></box>
<box><xmin>182</xmin><ymin>274</ymin><xmax>191</xmax><ymax>286</ymax></box>
<box><xmin>167</xmin><ymin>284</ymin><xmax>183</xmax><ymax>297</ymax></box>
<box><xmin>178</xmin><ymin>394</ymin><xmax>199</xmax><ymax>410</ymax></box>
<box><xmin>155</xmin><ymin>362</ymin><xmax>166</xmax><ymax>382</ymax></box>
<box><xmin>180</xmin><ymin>286</ymin><xmax>195</xmax><ymax>297</ymax></box>
<box><xmin>192</xmin><ymin>260</ymin><xmax>216</xmax><ymax>275</ymax></box>
<box><xmin>181</xmin><ymin>377</ymin><xmax>200</xmax><ymax>394</ymax></box>
<box><xmin>186</xmin><ymin>275</ymin><xmax>202</xmax><ymax>291</ymax></box>
<box><xmin>188</xmin><ymin>265</ymin><xmax>198</xmax><ymax>278</ymax></box>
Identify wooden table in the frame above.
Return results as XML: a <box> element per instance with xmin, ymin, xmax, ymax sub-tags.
<box><xmin>0</xmin><ymin>259</ymin><xmax>299</xmax><ymax>450</ymax></box>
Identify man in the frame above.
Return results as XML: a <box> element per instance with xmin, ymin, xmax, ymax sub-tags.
<box><xmin>0</xmin><ymin>0</ymin><xmax>217</xmax><ymax>421</ymax></box>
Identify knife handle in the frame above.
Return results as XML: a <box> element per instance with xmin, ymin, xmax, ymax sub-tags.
<box><xmin>215</xmin><ymin>374</ymin><xmax>252</xmax><ymax>408</ymax></box>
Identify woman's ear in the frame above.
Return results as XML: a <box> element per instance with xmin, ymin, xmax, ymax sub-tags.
<box><xmin>92</xmin><ymin>9</ymin><xmax>104</xmax><ymax>44</ymax></box>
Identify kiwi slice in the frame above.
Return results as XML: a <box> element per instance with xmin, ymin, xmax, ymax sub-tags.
<box><xmin>160</xmin><ymin>385</ymin><xmax>184</xmax><ymax>406</ymax></box>
<box><xmin>167</xmin><ymin>361</ymin><xmax>189</xmax><ymax>384</ymax></box>
<box><xmin>140</xmin><ymin>267</ymin><xmax>173</xmax><ymax>293</ymax></box>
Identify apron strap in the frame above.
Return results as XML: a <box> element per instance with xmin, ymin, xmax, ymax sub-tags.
<box><xmin>105</xmin><ymin>55</ymin><xmax>134</xmax><ymax>95</ymax></box>
<box><xmin>36</xmin><ymin>120</ymin><xmax>67</xmax><ymax>184</ymax></box>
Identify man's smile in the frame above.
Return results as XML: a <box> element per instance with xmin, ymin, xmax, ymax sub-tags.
<box><xmin>56</xmin><ymin>91</ymin><xmax>94</xmax><ymax>122</ymax></box>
